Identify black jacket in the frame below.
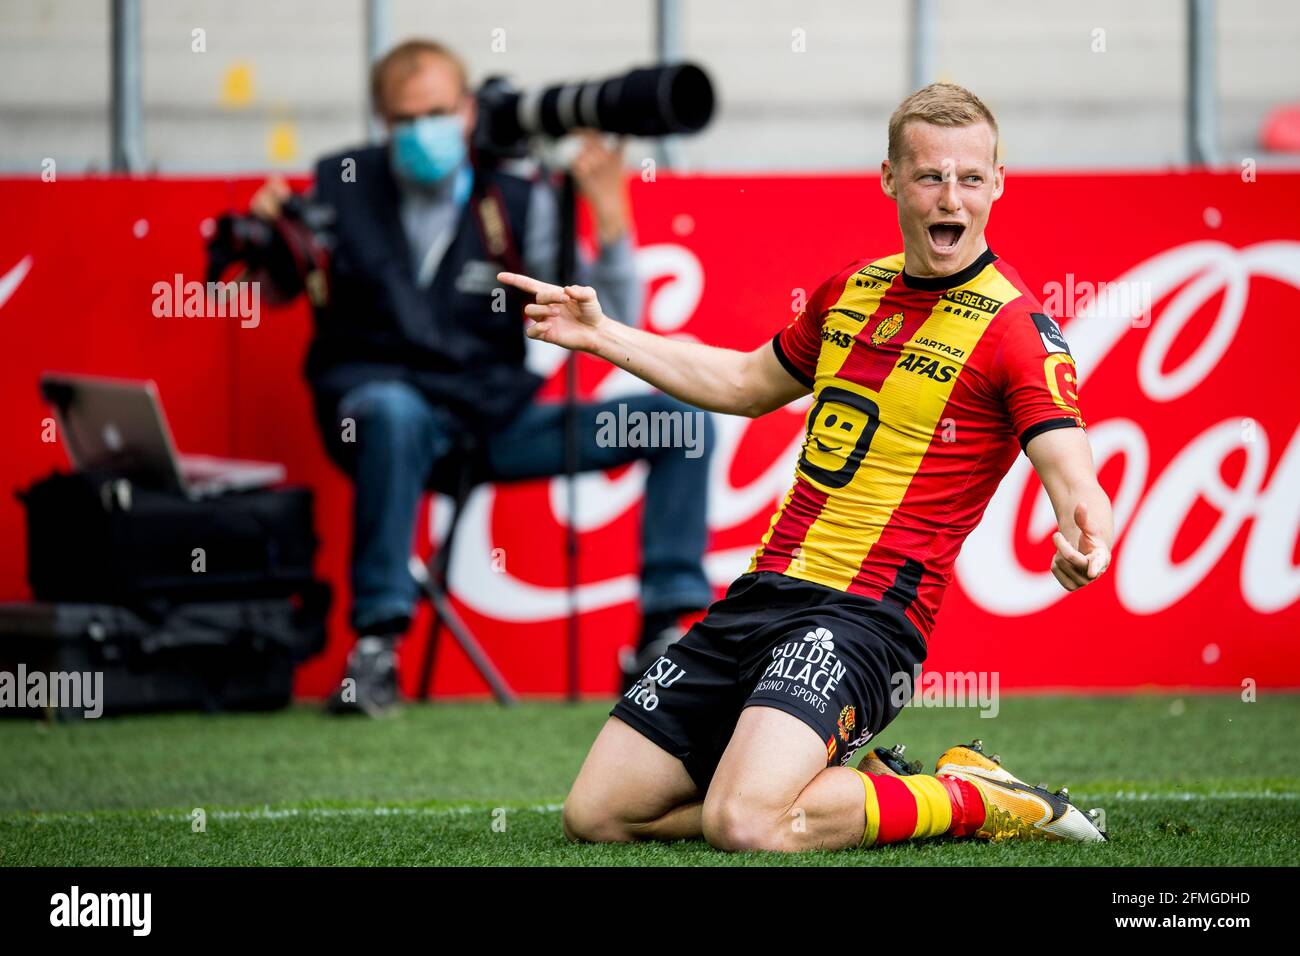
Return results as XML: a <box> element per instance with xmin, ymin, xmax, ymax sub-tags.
<box><xmin>305</xmin><ymin>144</ymin><xmax>541</xmax><ymax>452</ymax></box>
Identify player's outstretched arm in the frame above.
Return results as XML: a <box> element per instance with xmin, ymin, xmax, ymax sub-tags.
<box><xmin>1025</xmin><ymin>426</ymin><xmax>1115</xmax><ymax>592</ymax></box>
<box><xmin>497</xmin><ymin>271</ymin><xmax>809</xmax><ymax>417</ymax></box>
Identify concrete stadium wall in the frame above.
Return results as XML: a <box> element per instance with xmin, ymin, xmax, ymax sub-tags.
<box><xmin>1</xmin><ymin>0</ymin><xmax>1298</xmax><ymax>172</ymax></box>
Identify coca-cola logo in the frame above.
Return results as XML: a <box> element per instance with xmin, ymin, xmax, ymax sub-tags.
<box><xmin>442</xmin><ymin>240</ymin><xmax>1300</xmax><ymax>622</ymax></box>
<box><xmin>959</xmin><ymin>240</ymin><xmax>1300</xmax><ymax>616</ymax></box>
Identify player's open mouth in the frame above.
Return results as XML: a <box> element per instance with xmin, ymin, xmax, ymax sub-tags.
<box><xmin>927</xmin><ymin>223</ymin><xmax>965</xmax><ymax>252</ymax></box>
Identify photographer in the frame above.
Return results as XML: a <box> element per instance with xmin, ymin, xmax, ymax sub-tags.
<box><xmin>250</xmin><ymin>39</ymin><xmax>714</xmax><ymax>715</ymax></box>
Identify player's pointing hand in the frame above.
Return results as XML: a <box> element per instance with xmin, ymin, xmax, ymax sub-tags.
<box><xmin>1050</xmin><ymin>501</ymin><xmax>1111</xmax><ymax>592</ymax></box>
<box><xmin>497</xmin><ymin>271</ymin><xmax>609</xmax><ymax>354</ymax></box>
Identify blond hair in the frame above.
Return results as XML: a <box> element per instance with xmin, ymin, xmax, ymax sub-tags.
<box><xmin>887</xmin><ymin>83</ymin><xmax>998</xmax><ymax>167</ymax></box>
<box><xmin>370</xmin><ymin>38</ymin><xmax>469</xmax><ymax>117</ymax></box>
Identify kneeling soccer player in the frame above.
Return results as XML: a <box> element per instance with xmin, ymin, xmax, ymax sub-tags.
<box><xmin>499</xmin><ymin>82</ymin><xmax>1113</xmax><ymax>851</ymax></box>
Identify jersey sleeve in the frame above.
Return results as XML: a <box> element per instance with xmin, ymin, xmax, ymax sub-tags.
<box><xmin>771</xmin><ymin>266</ymin><xmax>855</xmax><ymax>389</ymax></box>
<box><xmin>997</xmin><ymin>308</ymin><xmax>1087</xmax><ymax>451</ymax></box>
<box><xmin>771</xmin><ymin>313</ymin><xmax>819</xmax><ymax>388</ymax></box>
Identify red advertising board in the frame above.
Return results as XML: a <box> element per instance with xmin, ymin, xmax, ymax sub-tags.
<box><xmin>1</xmin><ymin>171</ymin><xmax>1297</xmax><ymax>695</ymax></box>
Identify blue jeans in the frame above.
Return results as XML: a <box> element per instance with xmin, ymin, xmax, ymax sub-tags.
<box><xmin>333</xmin><ymin>380</ymin><xmax>716</xmax><ymax>634</ymax></box>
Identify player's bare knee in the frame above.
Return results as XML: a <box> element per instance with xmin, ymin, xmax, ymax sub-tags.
<box><xmin>701</xmin><ymin>796</ymin><xmax>782</xmax><ymax>852</ymax></box>
<box><xmin>561</xmin><ymin>800</ymin><xmax>603</xmax><ymax>843</ymax></box>
<box><xmin>561</xmin><ymin>797</ymin><xmax>629</xmax><ymax>844</ymax></box>
<box><xmin>560</xmin><ymin>804</ymin><xmax>601</xmax><ymax>843</ymax></box>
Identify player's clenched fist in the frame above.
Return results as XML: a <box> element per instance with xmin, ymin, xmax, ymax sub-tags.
<box><xmin>497</xmin><ymin>271</ymin><xmax>610</xmax><ymax>354</ymax></box>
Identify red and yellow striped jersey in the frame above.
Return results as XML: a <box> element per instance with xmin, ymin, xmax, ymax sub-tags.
<box><xmin>752</xmin><ymin>247</ymin><xmax>1084</xmax><ymax>639</ymax></box>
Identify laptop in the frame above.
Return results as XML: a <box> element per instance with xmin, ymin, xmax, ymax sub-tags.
<box><xmin>39</xmin><ymin>372</ymin><xmax>286</xmax><ymax>500</ymax></box>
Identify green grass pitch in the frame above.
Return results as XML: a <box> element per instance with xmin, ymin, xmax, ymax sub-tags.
<box><xmin>1</xmin><ymin>693</ymin><xmax>1297</xmax><ymax>866</ymax></box>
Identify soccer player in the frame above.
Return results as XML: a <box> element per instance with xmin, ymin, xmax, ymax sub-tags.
<box><xmin>498</xmin><ymin>83</ymin><xmax>1113</xmax><ymax>851</ymax></box>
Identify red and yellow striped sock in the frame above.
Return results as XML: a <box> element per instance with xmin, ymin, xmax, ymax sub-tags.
<box><xmin>854</xmin><ymin>770</ymin><xmax>986</xmax><ymax>847</ymax></box>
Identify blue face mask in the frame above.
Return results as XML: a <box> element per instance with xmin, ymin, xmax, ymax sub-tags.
<box><xmin>390</xmin><ymin>114</ymin><xmax>467</xmax><ymax>186</ymax></box>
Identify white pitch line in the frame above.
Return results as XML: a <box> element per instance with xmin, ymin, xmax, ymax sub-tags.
<box><xmin>1080</xmin><ymin>791</ymin><xmax>1299</xmax><ymax>802</ymax></box>
<box><xmin>8</xmin><ymin>803</ymin><xmax>565</xmax><ymax>825</ymax></box>
<box><xmin>5</xmin><ymin>792</ymin><xmax>1296</xmax><ymax>826</ymax></box>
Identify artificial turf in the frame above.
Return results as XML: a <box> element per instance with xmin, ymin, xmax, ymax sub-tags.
<box><xmin>1</xmin><ymin>693</ymin><xmax>1296</xmax><ymax>866</ymax></box>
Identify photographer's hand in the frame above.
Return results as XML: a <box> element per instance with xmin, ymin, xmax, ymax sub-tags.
<box><xmin>250</xmin><ymin>175</ymin><xmax>292</xmax><ymax>221</ymax></box>
<box><xmin>571</xmin><ymin>132</ymin><xmax>629</xmax><ymax>246</ymax></box>
<box><xmin>497</xmin><ymin>272</ymin><xmax>610</xmax><ymax>353</ymax></box>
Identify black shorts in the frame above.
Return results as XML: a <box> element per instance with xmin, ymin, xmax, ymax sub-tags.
<box><xmin>610</xmin><ymin>570</ymin><xmax>928</xmax><ymax>792</ymax></box>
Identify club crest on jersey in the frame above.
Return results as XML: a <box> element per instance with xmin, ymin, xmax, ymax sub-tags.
<box><xmin>871</xmin><ymin>312</ymin><xmax>904</xmax><ymax>347</ymax></box>
<box><xmin>837</xmin><ymin>705</ymin><xmax>856</xmax><ymax>742</ymax></box>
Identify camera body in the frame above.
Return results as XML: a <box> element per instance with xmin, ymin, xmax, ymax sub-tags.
<box><xmin>206</xmin><ymin>196</ymin><xmax>336</xmax><ymax>306</ymax></box>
